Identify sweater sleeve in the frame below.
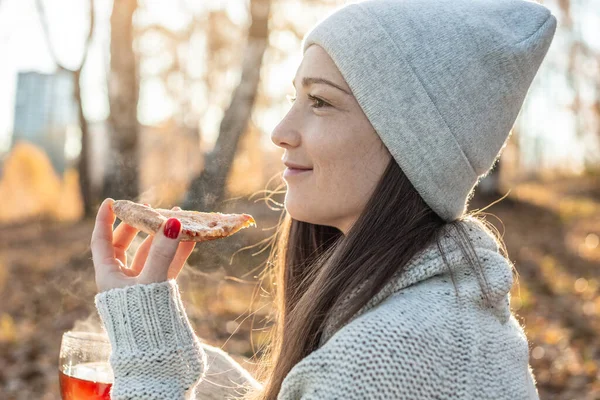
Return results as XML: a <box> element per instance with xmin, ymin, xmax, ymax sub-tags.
<box><xmin>95</xmin><ymin>280</ymin><xmax>264</xmax><ymax>399</ymax></box>
<box><xmin>94</xmin><ymin>280</ymin><xmax>207</xmax><ymax>399</ymax></box>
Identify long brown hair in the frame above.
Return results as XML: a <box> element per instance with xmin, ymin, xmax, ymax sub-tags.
<box><xmin>247</xmin><ymin>157</ymin><xmax>504</xmax><ymax>399</ymax></box>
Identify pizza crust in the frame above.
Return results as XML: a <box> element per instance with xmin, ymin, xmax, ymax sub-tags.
<box><xmin>112</xmin><ymin>200</ymin><xmax>256</xmax><ymax>242</ymax></box>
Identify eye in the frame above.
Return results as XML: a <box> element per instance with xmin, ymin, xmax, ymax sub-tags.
<box><xmin>307</xmin><ymin>94</ymin><xmax>329</xmax><ymax>109</ymax></box>
<box><xmin>286</xmin><ymin>93</ymin><xmax>330</xmax><ymax>109</ymax></box>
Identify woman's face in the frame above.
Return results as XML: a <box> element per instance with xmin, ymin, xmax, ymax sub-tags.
<box><xmin>271</xmin><ymin>45</ymin><xmax>391</xmax><ymax>234</ymax></box>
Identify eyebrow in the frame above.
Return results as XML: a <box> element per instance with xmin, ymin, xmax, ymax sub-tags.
<box><xmin>292</xmin><ymin>77</ymin><xmax>352</xmax><ymax>96</ymax></box>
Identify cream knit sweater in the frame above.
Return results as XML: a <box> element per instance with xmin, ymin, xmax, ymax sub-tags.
<box><xmin>95</xmin><ymin>217</ymin><xmax>539</xmax><ymax>399</ymax></box>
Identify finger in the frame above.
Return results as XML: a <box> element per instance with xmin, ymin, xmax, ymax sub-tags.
<box><xmin>130</xmin><ymin>234</ymin><xmax>154</xmax><ymax>275</ymax></box>
<box><xmin>123</xmin><ymin>203</ymin><xmax>156</xmax><ymax>272</ymax></box>
<box><xmin>165</xmin><ymin>205</ymin><xmax>191</xmax><ymax>278</ymax></box>
<box><xmin>128</xmin><ymin>206</ymin><xmax>179</xmax><ymax>271</ymax></box>
<box><xmin>167</xmin><ymin>241</ymin><xmax>196</xmax><ymax>280</ymax></box>
<box><xmin>131</xmin><ymin>237</ymin><xmax>194</xmax><ymax>279</ymax></box>
<box><xmin>115</xmin><ymin>258</ymin><xmax>137</xmax><ymax>277</ymax></box>
<box><xmin>112</xmin><ymin>203</ymin><xmax>154</xmax><ymax>271</ymax></box>
<box><xmin>140</xmin><ymin>218</ymin><xmax>182</xmax><ymax>284</ymax></box>
<box><xmin>112</xmin><ymin>222</ymin><xmax>139</xmax><ymax>264</ymax></box>
<box><xmin>165</xmin><ymin>205</ymin><xmax>189</xmax><ymax>279</ymax></box>
<box><xmin>91</xmin><ymin>198</ymin><xmax>119</xmax><ymax>274</ymax></box>
<box><xmin>129</xmin><ymin>207</ymin><xmax>182</xmax><ymax>277</ymax></box>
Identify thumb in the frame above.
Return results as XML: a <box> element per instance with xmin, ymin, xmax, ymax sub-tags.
<box><xmin>139</xmin><ymin>218</ymin><xmax>182</xmax><ymax>284</ymax></box>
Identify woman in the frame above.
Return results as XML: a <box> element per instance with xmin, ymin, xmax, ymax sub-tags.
<box><xmin>91</xmin><ymin>0</ymin><xmax>557</xmax><ymax>398</ymax></box>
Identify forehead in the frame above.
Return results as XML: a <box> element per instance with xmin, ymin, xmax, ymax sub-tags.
<box><xmin>293</xmin><ymin>45</ymin><xmax>351</xmax><ymax>92</ymax></box>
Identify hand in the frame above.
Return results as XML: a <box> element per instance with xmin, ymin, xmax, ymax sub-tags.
<box><xmin>91</xmin><ymin>198</ymin><xmax>196</xmax><ymax>293</ymax></box>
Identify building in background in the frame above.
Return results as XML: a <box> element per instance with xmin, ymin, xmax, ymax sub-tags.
<box><xmin>12</xmin><ymin>70</ymin><xmax>78</xmax><ymax>174</ymax></box>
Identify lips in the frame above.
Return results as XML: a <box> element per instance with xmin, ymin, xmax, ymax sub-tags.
<box><xmin>283</xmin><ymin>167</ymin><xmax>312</xmax><ymax>178</ymax></box>
<box><xmin>284</xmin><ymin>162</ymin><xmax>313</xmax><ymax>170</ymax></box>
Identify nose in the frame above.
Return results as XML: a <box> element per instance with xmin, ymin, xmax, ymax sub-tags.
<box><xmin>270</xmin><ymin>107</ymin><xmax>302</xmax><ymax>149</ymax></box>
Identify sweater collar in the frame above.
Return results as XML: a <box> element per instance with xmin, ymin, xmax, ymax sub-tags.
<box><xmin>319</xmin><ymin>217</ymin><xmax>514</xmax><ymax>346</ymax></box>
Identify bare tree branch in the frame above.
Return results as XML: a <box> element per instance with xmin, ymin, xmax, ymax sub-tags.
<box><xmin>35</xmin><ymin>0</ymin><xmax>97</xmax><ymax>217</ymax></box>
<box><xmin>183</xmin><ymin>0</ymin><xmax>272</xmax><ymax>212</ymax></box>
<box><xmin>102</xmin><ymin>0</ymin><xmax>140</xmax><ymax>201</ymax></box>
<box><xmin>35</xmin><ymin>0</ymin><xmax>95</xmax><ymax>72</ymax></box>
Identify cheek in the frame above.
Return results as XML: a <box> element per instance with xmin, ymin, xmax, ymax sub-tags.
<box><xmin>282</xmin><ymin>155</ymin><xmax>344</xmax><ymax>223</ymax></box>
<box><xmin>294</xmin><ymin>154</ymin><xmax>367</xmax><ymax>219</ymax></box>
<box><xmin>284</xmin><ymin>119</ymin><xmax>390</xmax><ymax>223</ymax></box>
<box><xmin>320</xmin><ymin>137</ymin><xmax>389</xmax><ymax>206</ymax></box>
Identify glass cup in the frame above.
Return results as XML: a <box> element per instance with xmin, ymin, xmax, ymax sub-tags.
<box><xmin>58</xmin><ymin>331</ymin><xmax>114</xmax><ymax>400</ymax></box>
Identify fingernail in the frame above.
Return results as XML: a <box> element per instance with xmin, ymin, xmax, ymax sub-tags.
<box><xmin>143</xmin><ymin>203</ymin><xmax>150</xmax><ymax>207</ymax></box>
<box><xmin>164</xmin><ymin>218</ymin><xmax>181</xmax><ymax>239</ymax></box>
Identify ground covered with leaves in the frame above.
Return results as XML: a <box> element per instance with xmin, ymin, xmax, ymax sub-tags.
<box><xmin>0</xmin><ymin>177</ymin><xmax>598</xmax><ymax>399</ymax></box>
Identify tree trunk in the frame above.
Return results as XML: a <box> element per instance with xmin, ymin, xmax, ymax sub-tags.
<box><xmin>103</xmin><ymin>0</ymin><xmax>140</xmax><ymax>200</ymax></box>
<box><xmin>183</xmin><ymin>0</ymin><xmax>271</xmax><ymax>211</ymax></box>
<box><xmin>35</xmin><ymin>0</ymin><xmax>96</xmax><ymax>217</ymax></box>
<box><xmin>73</xmin><ymin>70</ymin><xmax>94</xmax><ymax>217</ymax></box>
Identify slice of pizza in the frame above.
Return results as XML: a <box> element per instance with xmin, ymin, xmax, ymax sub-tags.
<box><xmin>112</xmin><ymin>200</ymin><xmax>256</xmax><ymax>242</ymax></box>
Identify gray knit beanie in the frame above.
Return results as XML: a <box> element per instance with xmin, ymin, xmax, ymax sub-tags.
<box><xmin>302</xmin><ymin>0</ymin><xmax>557</xmax><ymax>221</ymax></box>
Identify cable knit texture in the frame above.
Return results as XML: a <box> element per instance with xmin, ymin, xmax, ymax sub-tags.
<box><xmin>95</xmin><ymin>217</ymin><xmax>538</xmax><ymax>399</ymax></box>
<box><xmin>278</xmin><ymin>217</ymin><xmax>538</xmax><ymax>399</ymax></box>
<box><xmin>95</xmin><ymin>280</ymin><xmax>207</xmax><ymax>399</ymax></box>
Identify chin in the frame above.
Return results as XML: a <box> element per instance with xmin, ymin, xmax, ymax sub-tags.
<box><xmin>284</xmin><ymin>197</ymin><xmax>316</xmax><ymax>224</ymax></box>
<box><xmin>284</xmin><ymin>203</ymin><xmax>308</xmax><ymax>222</ymax></box>
<box><xmin>285</xmin><ymin>202</ymin><xmax>337</xmax><ymax>229</ymax></box>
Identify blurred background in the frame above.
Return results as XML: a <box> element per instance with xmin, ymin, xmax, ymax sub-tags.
<box><xmin>0</xmin><ymin>0</ymin><xmax>598</xmax><ymax>398</ymax></box>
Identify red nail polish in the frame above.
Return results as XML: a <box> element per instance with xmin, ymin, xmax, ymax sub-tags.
<box><xmin>164</xmin><ymin>218</ymin><xmax>181</xmax><ymax>239</ymax></box>
<box><xmin>143</xmin><ymin>203</ymin><xmax>150</xmax><ymax>207</ymax></box>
